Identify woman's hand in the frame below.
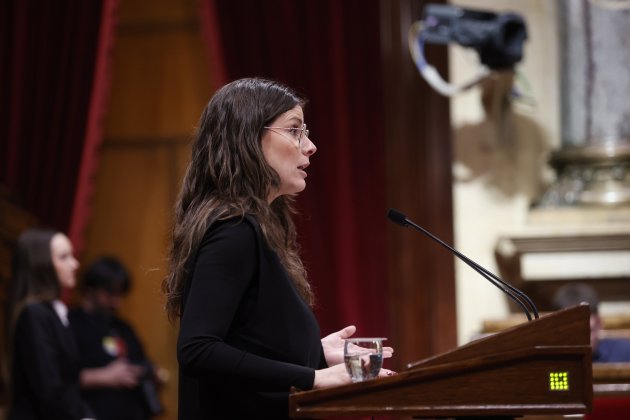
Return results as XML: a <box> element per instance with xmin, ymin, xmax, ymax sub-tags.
<box><xmin>321</xmin><ymin>325</ymin><xmax>356</xmax><ymax>366</ymax></box>
<box><xmin>321</xmin><ymin>325</ymin><xmax>394</xmax><ymax>366</ymax></box>
<box><xmin>313</xmin><ymin>363</ymin><xmax>397</xmax><ymax>389</ymax></box>
<box><xmin>80</xmin><ymin>358</ymin><xmax>145</xmax><ymax>389</ymax></box>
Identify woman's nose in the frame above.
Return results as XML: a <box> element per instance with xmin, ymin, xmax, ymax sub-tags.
<box><xmin>302</xmin><ymin>136</ymin><xmax>317</xmax><ymax>156</ymax></box>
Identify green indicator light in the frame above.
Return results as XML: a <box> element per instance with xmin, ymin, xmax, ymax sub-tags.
<box><xmin>549</xmin><ymin>372</ymin><xmax>569</xmax><ymax>391</ymax></box>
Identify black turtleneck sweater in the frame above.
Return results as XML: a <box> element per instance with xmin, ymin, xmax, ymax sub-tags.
<box><xmin>177</xmin><ymin>215</ymin><xmax>326</xmax><ymax>419</ymax></box>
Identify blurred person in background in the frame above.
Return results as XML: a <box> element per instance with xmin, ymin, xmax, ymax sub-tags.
<box><xmin>6</xmin><ymin>228</ymin><xmax>94</xmax><ymax>420</ymax></box>
<box><xmin>553</xmin><ymin>282</ymin><xmax>630</xmax><ymax>363</ymax></box>
<box><xmin>69</xmin><ymin>256</ymin><xmax>163</xmax><ymax>420</ymax></box>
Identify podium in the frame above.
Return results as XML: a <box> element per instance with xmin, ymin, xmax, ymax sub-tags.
<box><xmin>289</xmin><ymin>305</ymin><xmax>593</xmax><ymax>418</ymax></box>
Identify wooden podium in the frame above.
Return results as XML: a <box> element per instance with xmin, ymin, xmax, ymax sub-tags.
<box><xmin>289</xmin><ymin>305</ymin><xmax>593</xmax><ymax>418</ymax></box>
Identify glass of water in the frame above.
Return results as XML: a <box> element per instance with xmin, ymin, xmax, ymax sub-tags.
<box><xmin>344</xmin><ymin>338</ymin><xmax>386</xmax><ymax>383</ymax></box>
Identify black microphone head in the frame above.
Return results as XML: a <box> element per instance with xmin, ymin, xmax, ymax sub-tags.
<box><xmin>387</xmin><ymin>208</ymin><xmax>408</xmax><ymax>227</ymax></box>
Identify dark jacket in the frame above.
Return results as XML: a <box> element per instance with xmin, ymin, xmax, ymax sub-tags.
<box><xmin>8</xmin><ymin>302</ymin><xmax>93</xmax><ymax>420</ymax></box>
<box><xmin>69</xmin><ymin>308</ymin><xmax>158</xmax><ymax>420</ymax></box>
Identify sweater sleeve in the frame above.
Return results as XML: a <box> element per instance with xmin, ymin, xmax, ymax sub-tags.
<box><xmin>177</xmin><ymin>220</ymin><xmax>315</xmax><ymax>391</ymax></box>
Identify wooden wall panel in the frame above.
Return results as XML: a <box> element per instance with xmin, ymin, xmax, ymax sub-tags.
<box><xmin>82</xmin><ymin>143</ymin><xmax>190</xmax><ymax>419</ymax></box>
<box><xmin>81</xmin><ymin>1</ymin><xmax>210</xmax><ymax>418</ymax></box>
<box><xmin>104</xmin><ymin>31</ymin><xmax>210</xmax><ymax>138</ymax></box>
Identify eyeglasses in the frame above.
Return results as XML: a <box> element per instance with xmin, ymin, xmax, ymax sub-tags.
<box><xmin>263</xmin><ymin>123</ymin><xmax>309</xmax><ymax>148</ymax></box>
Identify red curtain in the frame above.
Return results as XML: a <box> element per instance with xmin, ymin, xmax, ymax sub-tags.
<box><xmin>0</xmin><ymin>0</ymin><xmax>117</xmax><ymax>253</ymax></box>
<box><xmin>199</xmin><ymin>0</ymin><xmax>389</xmax><ymax>337</ymax></box>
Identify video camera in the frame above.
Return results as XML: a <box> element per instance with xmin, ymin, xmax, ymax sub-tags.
<box><xmin>409</xmin><ymin>4</ymin><xmax>528</xmax><ymax>96</ymax></box>
<box><xmin>421</xmin><ymin>4</ymin><xmax>528</xmax><ymax>70</ymax></box>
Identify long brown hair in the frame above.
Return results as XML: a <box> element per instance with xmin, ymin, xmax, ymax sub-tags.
<box><xmin>5</xmin><ymin>228</ymin><xmax>61</xmax><ymax>387</ymax></box>
<box><xmin>163</xmin><ymin>78</ymin><xmax>313</xmax><ymax>321</ymax></box>
<box><xmin>7</xmin><ymin>229</ymin><xmax>61</xmax><ymax>322</ymax></box>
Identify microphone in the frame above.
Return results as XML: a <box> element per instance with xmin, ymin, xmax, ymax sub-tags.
<box><xmin>387</xmin><ymin>208</ymin><xmax>538</xmax><ymax>321</ymax></box>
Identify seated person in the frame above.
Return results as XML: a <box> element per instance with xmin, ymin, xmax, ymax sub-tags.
<box><xmin>552</xmin><ymin>283</ymin><xmax>630</xmax><ymax>363</ymax></box>
<box><xmin>69</xmin><ymin>256</ymin><xmax>162</xmax><ymax>420</ymax></box>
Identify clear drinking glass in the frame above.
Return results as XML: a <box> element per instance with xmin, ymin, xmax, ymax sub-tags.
<box><xmin>343</xmin><ymin>338</ymin><xmax>386</xmax><ymax>383</ymax></box>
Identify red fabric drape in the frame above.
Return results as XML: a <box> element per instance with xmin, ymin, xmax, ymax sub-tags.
<box><xmin>198</xmin><ymin>0</ymin><xmax>228</xmax><ymax>89</ymax></box>
<box><xmin>68</xmin><ymin>0</ymin><xmax>118</xmax><ymax>253</ymax></box>
<box><xmin>198</xmin><ymin>0</ymin><xmax>388</xmax><ymax>338</ymax></box>
<box><xmin>1</xmin><ymin>0</ymin><xmax>117</xmax><ymax>255</ymax></box>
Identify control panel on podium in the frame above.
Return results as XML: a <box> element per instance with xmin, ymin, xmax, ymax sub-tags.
<box><xmin>289</xmin><ymin>305</ymin><xmax>592</xmax><ymax>419</ymax></box>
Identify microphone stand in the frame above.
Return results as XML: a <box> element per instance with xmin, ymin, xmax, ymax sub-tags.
<box><xmin>387</xmin><ymin>208</ymin><xmax>539</xmax><ymax>321</ymax></box>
